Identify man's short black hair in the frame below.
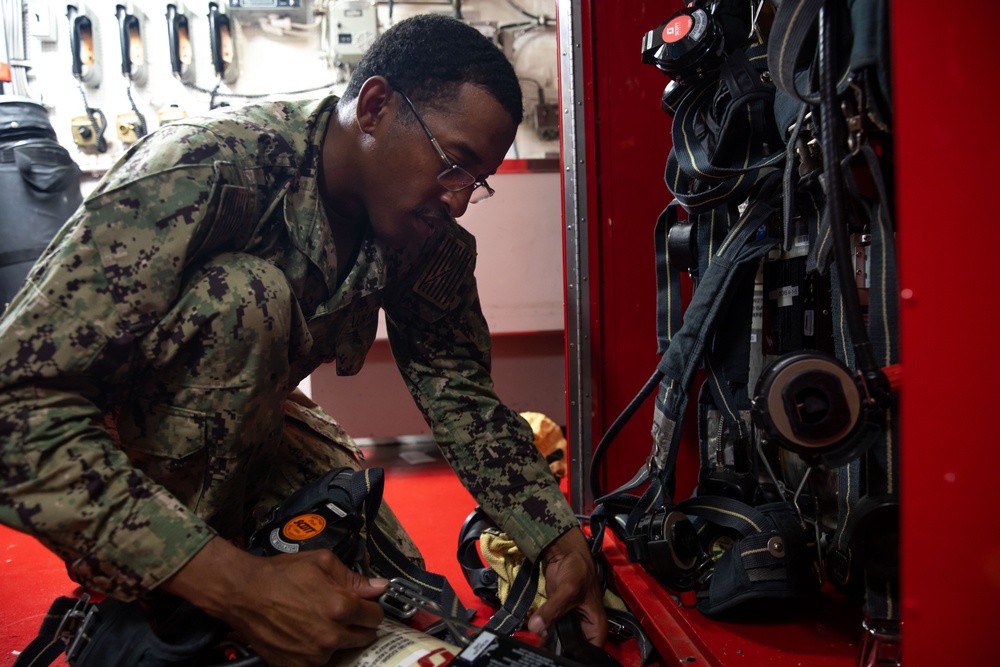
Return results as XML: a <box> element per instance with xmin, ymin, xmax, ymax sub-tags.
<box><xmin>342</xmin><ymin>14</ymin><xmax>523</xmax><ymax>125</ymax></box>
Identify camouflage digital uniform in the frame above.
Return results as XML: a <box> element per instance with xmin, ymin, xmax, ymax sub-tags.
<box><xmin>0</xmin><ymin>96</ymin><xmax>576</xmax><ymax>600</ymax></box>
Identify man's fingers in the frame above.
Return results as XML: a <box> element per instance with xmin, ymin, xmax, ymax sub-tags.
<box><xmin>575</xmin><ymin>604</ymin><xmax>608</xmax><ymax>645</ymax></box>
<box><xmin>313</xmin><ymin>550</ymin><xmax>389</xmax><ymax>599</ymax></box>
<box><xmin>529</xmin><ymin>597</ymin><xmax>607</xmax><ymax>646</ymax></box>
<box><xmin>347</xmin><ymin>570</ymin><xmax>389</xmax><ymax>600</ymax></box>
<box><xmin>527</xmin><ymin>612</ymin><xmax>550</xmax><ymax>638</ymax></box>
<box><xmin>348</xmin><ymin>596</ymin><xmax>386</xmax><ymax>631</ymax></box>
<box><xmin>527</xmin><ymin>593</ymin><xmax>568</xmax><ymax>638</ymax></box>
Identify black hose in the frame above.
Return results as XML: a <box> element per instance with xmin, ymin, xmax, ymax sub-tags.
<box><xmin>77</xmin><ymin>83</ymin><xmax>108</xmax><ymax>153</ymax></box>
<box><xmin>126</xmin><ymin>82</ymin><xmax>148</xmax><ymax>138</ymax></box>
<box><xmin>589</xmin><ymin>368</ymin><xmax>664</xmax><ymax>500</ymax></box>
<box><xmin>817</xmin><ymin>2</ymin><xmax>879</xmax><ymax>378</ymax></box>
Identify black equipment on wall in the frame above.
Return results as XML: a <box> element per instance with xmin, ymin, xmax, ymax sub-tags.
<box><xmin>208</xmin><ymin>2</ymin><xmax>238</xmax><ymax>84</ymax></box>
<box><xmin>589</xmin><ymin>3</ymin><xmax>899</xmax><ymax>660</ymax></box>
<box><xmin>166</xmin><ymin>3</ymin><xmax>195</xmax><ymax>83</ymax></box>
<box><xmin>0</xmin><ymin>97</ymin><xmax>83</xmax><ymax>308</ymax></box>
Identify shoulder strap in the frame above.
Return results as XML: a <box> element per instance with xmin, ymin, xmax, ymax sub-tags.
<box><xmin>590</xmin><ymin>173</ymin><xmax>783</xmax><ymax>558</ymax></box>
<box><xmin>358</xmin><ymin>467</ymin><xmax>470</xmax><ymax>622</ymax></box>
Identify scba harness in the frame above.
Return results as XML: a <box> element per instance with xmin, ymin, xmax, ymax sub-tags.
<box><xmin>455</xmin><ymin>506</ymin><xmax>652</xmax><ymax>666</ymax></box>
<box><xmin>15</xmin><ymin>467</ymin><xmax>467</xmax><ymax>667</ymax></box>
<box><xmin>590</xmin><ymin>0</ymin><xmax>899</xmax><ymax>658</ymax></box>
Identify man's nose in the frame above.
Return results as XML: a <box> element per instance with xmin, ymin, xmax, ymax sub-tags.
<box><xmin>441</xmin><ymin>187</ymin><xmax>473</xmax><ymax>218</ymax></box>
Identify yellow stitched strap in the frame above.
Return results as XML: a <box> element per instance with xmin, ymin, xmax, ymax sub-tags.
<box><xmin>685</xmin><ymin>504</ymin><xmax>763</xmax><ymax>532</ymax></box>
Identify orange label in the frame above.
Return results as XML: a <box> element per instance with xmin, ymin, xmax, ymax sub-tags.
<box><xmin>283</xmin><ymin>513</ymin><xmax>326</xmax><ymax>541</ymax></box>
<box><xmin>0</xmin><ymin>63</ymin><xmax>10</xmax><ymax>83</ymax></box>
<box><xmin>662</xmin><ymin>15</ymin><xmax>693</xmax><ymax>43</ymax></box>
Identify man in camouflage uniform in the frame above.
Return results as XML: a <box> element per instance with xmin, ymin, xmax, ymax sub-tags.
<box><xmin>0</xmin><ymin>14</ymin><xmax>605</xmax><ymax>667</ymax></box>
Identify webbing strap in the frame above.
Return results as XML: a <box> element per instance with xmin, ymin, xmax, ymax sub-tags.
<box><xmin>18</xmin><ymin>467</ymin><xmax>469</xmax><ymax>666</ymax></box>
<box><xmin>679</xmin><ymin>495</ymin><xmax>770</xmax><ymax>536</ymax></box>
<box><xmin>769</xmin><ymin>0</ymin><xmax>891</xmax><ymax>139</ymax></box>
<box><xmin>12</xmin><ymin>597</ymin><xmax>81</xmax><ymax>667</ymax></box>
<box><xmin>703</xmin><ymin>363</ymin><xmax>747</xmax><ymax>439</ymax></box>
<box><xmin>657</xmin><ymin>179</ymin><xmax>780</xmax><ymax>382</ymax></box>
<box><xmin>672</xmin><ymin>44</ymin><xmax>784</xmax><ymax>181</ymax></box>
<box><xmin>665</xmin><ymin>149</ymin><xmax>760</xmax><ymax>214</ymax></box>
<box><xmin>358</xmin><ymin>468</ymin><xmax>469</xmax><ymax>623</ymax></box>
<box><xmin>827</xmin><ymin>147</ymin><xmax>899</xmax><ymax>621</ymax></box>
<box><xmin>605</xmin><ymin>197</ymin><xmax>777</xmax><ymax>518</ymax></box>
<box><xmin>780</xmin><ymin>103</ymin><xmax>810</xmax><ymax>250</ymax></box>
<box><xmin>595</xmin><ymin>178</ymin><xmax>782</xmax><ymax>539</ymax></box>
<box><xmin>653</xmin><ymin>203</ymin><xmax>683</xmax><ymax>353</ymax></box>
<box><xmin>767</xmin><ymin>0</ymin><xmax>852</xmax><ymax>107</ymax></box>
<box><xmin>481</xmin><ymin>557</ymin><xmax>542</xmax><ymax>635</ymax></box>
<box><xmin>663</xmin><ymin>40</ymin><xmax>784</xmax><ymax>216</ymax></box>
<box><xmin>697</xmin><ymin>364</ymin><xmax>755</xmax><ymax>495</ymax></box>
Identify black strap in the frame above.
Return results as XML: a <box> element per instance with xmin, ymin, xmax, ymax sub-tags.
<box><xmin>590</xmin><ymin>175</ymin><xmax>782</xmax><ymax>558</ymax></box>
<box><xmin>12</xmin><ymin>597</ymin><xmax>83</xmax><ymax>667</ymax></box>
<box><xmin>664</xmin><ymin>40</ymin><xmax>784</xmax><ymax>216</ymax></box>
<box><xmin>482</xmin><ymin>556</ymin><xmax>543</xmax><ymax>635</ymax></box>
<box><xmin>359</xmin><ymin>468</ymin><xmax>471</xmax><ymax>623</ymax></box>
<box><xmin>679</xmin><ymin>495</ymin><xmax>772</xmax><ymax>536</ymax></box>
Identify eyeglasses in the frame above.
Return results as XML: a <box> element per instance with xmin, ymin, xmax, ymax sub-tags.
<box><xmin>399</xmin><ymin>92</ymin><xmax>495</xmax><ymax>204</ymax></box>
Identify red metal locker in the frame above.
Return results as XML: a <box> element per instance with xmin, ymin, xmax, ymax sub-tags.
<box><xmin>559</xmin><ymin>1</ymin><xmax>999</xmax><ymax>664</ymax></box>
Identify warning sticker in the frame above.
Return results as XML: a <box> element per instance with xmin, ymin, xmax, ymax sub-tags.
<box><xmin>331</xmin><ymin>618</ymin><xmax>458</xmax><ymax>667</ymax></box>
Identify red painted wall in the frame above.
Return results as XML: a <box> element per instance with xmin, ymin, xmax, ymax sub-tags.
<box><xmin>893</xmin><ymin>0</ymin><xmax>1000</xmax><ymax>662</ymax></box>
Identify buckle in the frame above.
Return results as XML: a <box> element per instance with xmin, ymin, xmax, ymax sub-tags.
<box><xmin>605</xmin><ymin>616</ymin><xmax>634</xmax><ymax>640</ymax></box>
<box><xmin>378</xmin><ymin>579</ymin><xmax>421</xmax><ymax>620</ymax></box>
<box><xmin>53</xmin><ymin>593</ymin><xmax>98</xmax><ymax>662</ymax></box>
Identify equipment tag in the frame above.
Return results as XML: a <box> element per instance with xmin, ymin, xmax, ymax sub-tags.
<box><xmin>283</xmin><ymin>513</ymin><xmax>327</xmax><ymax>541</ymax></box>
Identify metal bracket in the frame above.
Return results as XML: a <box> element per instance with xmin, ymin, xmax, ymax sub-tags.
<box><xmin>857</xmin><ymin>618</ymin><xmax>901</xmax><ymax>667</ymax></box>
<box><xmin>53</xmin><ymin>593</ymin><xmax>98</xmax><ymax>662</ymax></box>
<box><xmin>379</xmin><ymin>578</ymin><xmax>479</xmax><ymax>647</ymax></box>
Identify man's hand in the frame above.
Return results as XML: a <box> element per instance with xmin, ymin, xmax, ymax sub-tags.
<box><xmin>163</xmin><ymin>537</ymin><xmax>387</xmax><ymax>667</ymax></box>
<box><xmin>527</xmin><ymin>528</ymin><xmax>608</xmax><ymax>646</ymax></box>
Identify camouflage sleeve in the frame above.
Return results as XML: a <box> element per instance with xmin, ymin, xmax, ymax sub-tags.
<box><xmin>0</xmin><ymin>123</ymin><xmax>250</xmax><ymax>599</ymax></box>
<box><xmin>383</xmin><ymin>225</ymin><xmax>577</xmax><ymax>563</ymax></box>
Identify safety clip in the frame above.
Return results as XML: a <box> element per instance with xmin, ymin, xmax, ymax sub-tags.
<box><xmin>53</xmin><ymin>593</ymin><xmax>98</xmax><ymax>662</ymax></box>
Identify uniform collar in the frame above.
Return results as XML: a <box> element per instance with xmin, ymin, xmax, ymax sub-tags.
<box><xmin>281</xmin><ymin>96</ymin><xmax>417</xmax><ymax>314</ymax></box>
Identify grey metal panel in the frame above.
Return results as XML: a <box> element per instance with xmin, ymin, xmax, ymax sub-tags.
<box><xmin>557</xmin><ymin>0</ymin><xmax>593</xmax><ymax>513</ymax></box>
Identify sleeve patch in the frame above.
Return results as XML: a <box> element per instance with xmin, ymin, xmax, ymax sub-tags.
<box><xmin>411</xmin><ymin>233</ymin><xmax>473</xmax><ymax>311</ymax></box>
<box><xmin>200</xmin><ymin>184</ymin><xmax>257</xmax><ymax>255</ymax></box>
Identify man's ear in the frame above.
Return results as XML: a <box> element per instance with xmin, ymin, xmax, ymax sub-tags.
<box><xmin>356</xmin><ymin>76</ymin><xmax>394</xmax><ymax>135</ymax></box>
